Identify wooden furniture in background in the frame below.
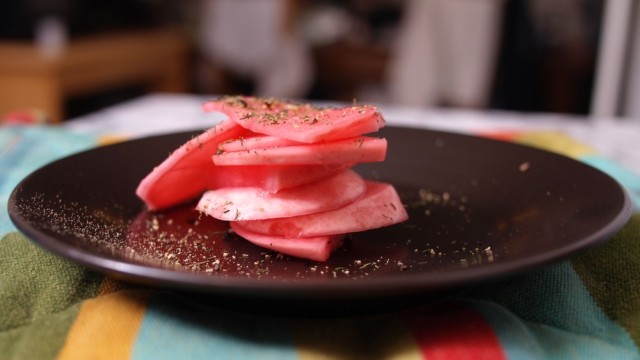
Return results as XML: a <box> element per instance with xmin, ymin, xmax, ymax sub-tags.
<box><xmin>0</xmin><ymin>28</ymin><xmax>189</xmax><ymax>123</ymax></box>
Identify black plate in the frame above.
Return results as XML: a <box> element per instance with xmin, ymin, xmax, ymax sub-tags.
<box><xmin>8</xmin><ymin>127</ymin><xmax>632</xmax><ymax>306</ymax></box>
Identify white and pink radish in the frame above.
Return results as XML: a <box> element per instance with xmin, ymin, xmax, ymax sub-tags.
<box><xmin>136</xmin><ymin>96</ymin><xmax>408</xmax><ymax>261</ymax></box>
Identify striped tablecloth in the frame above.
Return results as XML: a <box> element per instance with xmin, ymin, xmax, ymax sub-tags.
<box><xmin>2</xmin><ymin>95</ymin><xmax>640</xmax><ymax>359</ymax></box>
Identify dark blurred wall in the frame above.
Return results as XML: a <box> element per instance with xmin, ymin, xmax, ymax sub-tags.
<box><xmin>0</xmin><ymin>0</ymin><xmax>181</xmax><ymax>40</ymax></box>
<box><xmin>305</xmin><ymin>0</ymin><xmax>603</xmax><ymax>115</ymax></box>
<box><xmin>490</xmin><ymin>0</ymin><xmax>603</xmax><ymax>114</ymax></box>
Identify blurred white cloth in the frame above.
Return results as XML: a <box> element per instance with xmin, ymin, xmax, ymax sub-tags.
<box><xmin>387</xmin><ymin>0</ymin><xmax>504</xmax><ymax>108</ymax></box>
<box><xmin>198</xmin><ymin>0</ymin><xmax>313</xmax><ymax>98</ymax></box>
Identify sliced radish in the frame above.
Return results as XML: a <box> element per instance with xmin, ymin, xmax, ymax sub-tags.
<box><xmin>203</xmin><ymin>96</ymin><xmax>385</xmax><ymax>143</ymax></box>
<box><xmin>135</xmin><ymin>97</ymin><xmax>402</xmax><ymax>262</ymax></box>
<box><xmin>218</xmin><ymin>135</ymin><xmax>303</xmax><ymax>152</ymax></box>
<box><xmin>230</xmin><ymin>222</ymin><xmax>345</xmax><ymax>262</ymax></box>
<box><xmin>136</xmin><ymin>119</ymin><xmax>251</xmax><ymax>210</ymax></box>
<box><xmin>196</xmin><ymin>169</ymin><xmax>366</xmax><ymax>221</ymax></box>
<box><xmin>205</xmin><ymin>164</ymin><xmax>350</xmax><ymax>193</ymax></box>
<box><xmin>212</xmin><ymin>136</ymin><xmax>387</xmax><ymax>166</ymax></box>
<box><xmin>237</xmin><ymin>181</ymin><xmax>408</xmax><ymax>237</ymax></box>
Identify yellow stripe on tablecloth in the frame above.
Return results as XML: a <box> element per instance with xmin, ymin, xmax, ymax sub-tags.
<box><xmin>56</xmin><ymin>290</ymin><xmax>149</xmax><ymax>360</ymax></box>
<box><xmin>97</xmin><ymin>276</ymin><xmax>136</xmax><ymax>295</ymax></box>
<box><xmin>291</xmin><ymin>315</ymin><xmax>422</xmax><ymax>360</ymax></box>
<box><xmin>512</xmin><ymin>131</ymin><xmax>596</xmax><ymax>159</ymax></box>
<box><xmin>98</xmin><ymin>135</ymin><xmax>128</xmax><ymax>146</ymax></box>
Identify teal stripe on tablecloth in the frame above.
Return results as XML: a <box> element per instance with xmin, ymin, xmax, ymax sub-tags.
<box><xmin>132</xmin><ymin>293</ymin><xmax>298</xmax><ymax>360</ymax></box>
<box><xmin>580</xmin><ymin>154</ymin><xmax>640</xmax><ymax>211</ymax></box>
<box><xmin>0</xmin><ymin>126</ymin><xmax>97</xmax><ymax>234</ymax></box>
<box><xmin>466</xmin><ymin>262</ymin><xmax>638</xmax><ymax>359</ymax></box>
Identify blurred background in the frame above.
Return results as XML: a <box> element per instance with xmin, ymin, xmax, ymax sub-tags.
<box><xmin>0</xmin><ymin>0</ymin><xmax>637</xmax><ymax>123</ymax></box>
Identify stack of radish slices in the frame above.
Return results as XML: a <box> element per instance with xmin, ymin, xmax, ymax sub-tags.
<box><xmin>136</xmin><ymin>96</ymin><xmax>408</xmax><ymax>261</ymax></box>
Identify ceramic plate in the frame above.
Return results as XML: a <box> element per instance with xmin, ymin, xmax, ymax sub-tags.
<box><xmin>8</xmin><ymin>127</ymin><xmax>632</xmax><ymax>306</ymax></box>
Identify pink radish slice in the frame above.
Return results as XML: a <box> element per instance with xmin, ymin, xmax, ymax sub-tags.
<box><xmin>203</xmin><ymin>96</ymin><xmax>385</xmax><ymax>143</ymax></box>
<box><xmin>212</xmin><ymin>136</ymin><xmax>387</xmax><ymax>166</ymax></box>
<box><xmin>237</xmin><ymin>181</ymin><xmax>408</xmax><ymax>237</ymax></box>
<box><xmin>230</xmin><ymin>222</ymin><xmax>345</xmax><ymax>262</ymax></box>
<box><xmin>136</xmin><ymin>119</ymin><xmax>252</xmax><ymax>210</ymax></box>
<box><xmin>218</xmin><ymin>135</ymin><xmax>303</xmax><ymax>152</ymax></box>
<box><xmin>196</xmin><ymin>169</ymin><xmax>366</xmax><ymax>221</ymax></box>
<box><xmin>205</xmin><ymin>164</ymin><xmax>351</xmax><ymax>193</ymax></box>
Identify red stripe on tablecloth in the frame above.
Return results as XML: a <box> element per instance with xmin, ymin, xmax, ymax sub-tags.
<box><xmin>401</xmin><ymin>301</ymin><xmax>506</xmax><ymax>360</ymax></box>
